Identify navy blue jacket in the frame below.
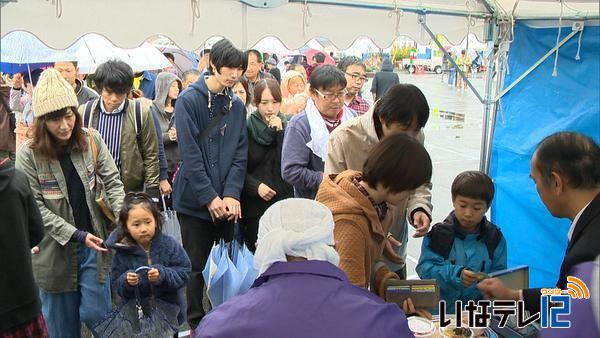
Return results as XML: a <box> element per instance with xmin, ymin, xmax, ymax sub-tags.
<box><xmin>106</xmin><ymin>230</ymin><xmax>191</xmax><ymax>325</ymax></box>
<box><xmin>139</xmin><ymin>71</ymin><xmax>156</xmax><ymax>100</ymax></box>
<box><xmin>172</xmin><ymin>76</ymin><xmax>248</xmax><ymax>220</ymax></box>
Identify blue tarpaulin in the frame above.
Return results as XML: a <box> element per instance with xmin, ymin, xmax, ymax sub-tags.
<box><xmin>490</xmin><ymin>22</ymin><xmax>600</xmax><ymax>288</ymax></box>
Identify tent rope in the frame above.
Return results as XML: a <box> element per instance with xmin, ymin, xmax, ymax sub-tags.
<box><xmin>190</xmin><ymin>0</ymin><xmax>201</xmax><ymax>34</ymax></box>
<box><xmin>47</xmin><ymin>0</ymin><xmax>62</xmax><ymax>18</ymax></box>
<box><xmin>388</xmin><ymin>0</ymin><xmax>404</xmax><ymax>39</ymax></box>
<box><xmin>552</xmin><ymin>0</ymin><xmax>564</xmax><ymax>77</ymax></box>
<box><xmin>575</xmin><ymin>28</ymin><xmax>583</xmax><ymax>60</ymax></box>
<box><xmin>302</xmin><ymin>0</ymin><xmax>312</xmax><ymax>38</ymax></box>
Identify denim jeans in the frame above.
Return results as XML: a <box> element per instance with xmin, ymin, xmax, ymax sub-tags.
<box><xmin>40</xmin><ymin>244</ymin><xmax>111</xmax><ymax>338</ymax></box>
<box><xmin>448</xmin><ymin>68</ymin><xmax>456</xmax><ymax>85</ymax></box>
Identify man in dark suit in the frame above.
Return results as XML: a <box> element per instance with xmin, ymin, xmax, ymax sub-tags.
<box><xmin>478</xmin><ymin>131</ymin><xmax>600</xmax><ymax>314</ymax></box>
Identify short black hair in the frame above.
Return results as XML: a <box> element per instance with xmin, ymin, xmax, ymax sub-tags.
<box><xmin>337</xmin><ymin>56</ymin><xmax>365</xmax><ymax>73</ymax></box>
<box><xmin>209</xmin><ymin>39</ymin><xmax>247</xmax><ymax>75</ymax></box>
<box><xmin>534</xmin><ymin>132</ymin><xmax>600</xmax><ymax>189</ymax></box>
<box><xmin>53</xmin><ymin>61</ymin><xmax>78</xmax><ymax>68</ymax></box>
<box><xmin>247</xmin><ymin>49</ymin><xmax>263</xmax><ymax>63</ymax></box>
<box><xmin>362</xmin><ymin>133</ymin><xmax>432</xmax><ymax>194</ymax></box>
<box><xmin>163</xmin><ymin>52</ymin><xmax>175</xmax><ymax>63</ymax></box>
<box><xmin>309</xmin><ymin>65</ymin><xmax>346</xmax><ymax>91</ymax></box>
<box><xmin>313</xmin><ymin>52</ymin><xmax>326</xmax><ymax>64</ymax></box>
<box><xmin>94</xmin><ymin>59</ymin><xmax>134</xmax><ymax>94</ymax></box>
<box><xmin>373</xmin><ymin>84</ymin><xmax>430</xmax><ymax>138</ymax></box>
<box><xmin>23</xmin><ymin>68</ymin><xmax>44</xmax><ymax>86</ymax></box>
<box><xmin>451</xmin><ymin>171</ymin><xmax>495</xmax><ymax>206</ymax></box>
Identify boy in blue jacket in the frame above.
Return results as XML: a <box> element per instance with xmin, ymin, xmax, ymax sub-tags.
<box><xmin>417</xmin><ymin>171</ymin><xmax>507</xmax><ymax>314</ymax></box>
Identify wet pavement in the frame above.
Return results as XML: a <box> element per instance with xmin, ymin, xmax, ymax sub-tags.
<box><xmin>363</xmin><ymin>71</ymin><xmax>487</xmax><ymax>278</ymax></box>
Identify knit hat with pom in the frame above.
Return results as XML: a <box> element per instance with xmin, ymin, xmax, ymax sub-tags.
<box><xmin>32</xmin><ymin>68</ymin><xmax>79</xmax><ymax>117</ymax></box>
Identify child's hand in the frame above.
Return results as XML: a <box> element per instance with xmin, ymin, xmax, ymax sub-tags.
<box><xmin>148</xmin><ymin>268</ymin><xmax>160</xmax><ymax>284</ymax></box>
<box><xmin>127</xmin><ymin>272</ymin><xmax>140</xmax><ymax>286</ymax></box>
<box><xmin>461</xmin><ymin>269</ymin><xmax>478</xmax><ymax>287</ymax></box>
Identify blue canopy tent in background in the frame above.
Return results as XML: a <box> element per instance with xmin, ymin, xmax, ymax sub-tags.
<box><xmin>490</xmin><ymin>22</ymin><xmax>600</xmax><ymax>288</ymax></box>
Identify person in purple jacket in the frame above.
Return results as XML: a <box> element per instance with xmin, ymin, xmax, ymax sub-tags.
<box><xmin>195</xmin><ymin>198</ymin><xmax>414</xmax><ymax>338</ymax></box>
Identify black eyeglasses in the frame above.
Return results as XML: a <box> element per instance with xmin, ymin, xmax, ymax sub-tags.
<box><xmin>345</xmin><ymin>72</ymin><xmax>368</xmax><ymax>82</ymax></box>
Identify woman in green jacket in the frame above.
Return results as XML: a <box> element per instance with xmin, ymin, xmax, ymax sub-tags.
<box><xmin>16</xmin><ymin>69</ymin><xmax>125</xmax><ymax>338</ymax></box>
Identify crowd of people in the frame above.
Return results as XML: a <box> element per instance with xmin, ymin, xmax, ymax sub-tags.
<box><xmin>0</xmin><ymin>37</ymin><xmax>599</xmax><ymax>338</ymax></box>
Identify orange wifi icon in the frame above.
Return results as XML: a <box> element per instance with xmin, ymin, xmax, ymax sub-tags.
<box><xmin>565</xmin><ymin>276</ymin><xmax>590</xmax><ymax>299</ymax></box>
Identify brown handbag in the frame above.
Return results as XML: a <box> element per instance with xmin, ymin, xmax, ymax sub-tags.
<box><xmin>88</xmin><ymin>130</ymin><xmax>117</xmax><ymax>224</ymax></box>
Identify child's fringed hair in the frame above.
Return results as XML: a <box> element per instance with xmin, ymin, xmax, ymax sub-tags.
<box><xmin>117</xmin><ymin>192</ymin><xmax>164</xmax><ymax>244</ymax></box>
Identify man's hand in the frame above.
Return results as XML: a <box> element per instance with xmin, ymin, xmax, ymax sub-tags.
<box><xmin>477</xmin><ymin>278</ymin><xmax>520</xmax><ymax>300</ymax></box>
<box><xmin>127</xmin><ymin>272</ymin><xmax>139</xmax><ymax>286</ymax></box>
<box><xmin>148</xmin><ymin>268</ymin><xmax>160</xmax><ymax>284</ymax></box>
<box><xmin>159</xmin><ymin>179</ymin><xmax>172</xmax><ymax>196</ymax></box>
<box><xmin>461</xmin><ymin>269</ymin><xmax>478</xmax><ymax>287</ymax></box>
<box><xmin>412</xmin><ymin>211</ymin><xmax>431</xmax><ymax>238</ymax></box>
<box><xmin>85</xmin><ymin>233</ymin><xmax>108</xmax><ymax>252</ymax></box>
<box><xmin>31</xmin><ymin>246</ymin><xmax>40</xmax><ymax>254</ymax></box>
<box><xmin>383</xmin><ymin>235</ymin><xmax>404</xmax><ymax>264</ymax></box>
<box><xmin>223</xmin><ymin>197</ymin><xmax>242</xmax><ymax>223</ymax></box>
<box><xmin>402</xmin><ymin>298</ymin><xmax>432</xmax><ymax>319</ymax></box>
<box><xmin>207</xmin><ymin>196</ymin><xmax>229</xmax><ymax>221</ymax></box>
<box><xmin>257</xmin><ymin>183</ymin><xmax>277</xmax><ymax>201</ymax></box>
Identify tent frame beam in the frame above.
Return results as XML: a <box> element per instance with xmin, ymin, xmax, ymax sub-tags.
<box><xmin>497</xmin><ymin>22</ymin><xmax>584</xmax><ymax>100</ymax></box>
<box><xmin>418</xmin><ymin>15</ymin><xmax>488</xmax><ymax>105</ymax></box>
<box><xmin>288</xmin><ymin>0</ymin><xmax>492</xmax><ymax>19</ymax></box>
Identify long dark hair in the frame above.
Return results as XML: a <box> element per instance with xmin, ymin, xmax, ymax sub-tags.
<box><xmin>117</xmin><ymin>192</ymin><xmax>164</xmax><ymax>244</ymax></box>
<box><xmin>30</xmin><ymin>107</ymin><xmax>87</xmax><ymax>160</ymax></box>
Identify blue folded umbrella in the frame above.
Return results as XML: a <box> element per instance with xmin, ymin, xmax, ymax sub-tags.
<box><xmin>235</xmin><ymin>241</ymin><xmax>259</xmax><ymax>294</ymax></box>
<box><xmin>202</xmin><ymin>239</ymin><xmax>249</xmax><ymax>308</ymax></box>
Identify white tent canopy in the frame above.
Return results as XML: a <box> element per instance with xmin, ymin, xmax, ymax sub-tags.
<box><xmin>0</xmin><ymin>0</ymin><xmax>491</xmax><ymax>50</ymax></box>
<box><xmin>3</xmin><ymin>1</ymin><xmax>597</xmax><ymax>51</ymax></box>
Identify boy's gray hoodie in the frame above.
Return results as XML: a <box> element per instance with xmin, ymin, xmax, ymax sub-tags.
<box><xmin>152</xmin><ymin>72</ymin><xmax>182</xmax><ymax>172</ymax></box>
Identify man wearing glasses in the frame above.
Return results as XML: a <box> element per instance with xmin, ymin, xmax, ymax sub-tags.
<box><xmin>282</xmin><ymin>65</ymin><xmax>357</xmax><ymax>199</ymax></box>
<box><xmin>338</xmin><ymin>56</ymin><xmax>370</xmax><ymax>116</ymax></box>
<box><xmin>243</xmin><ymin>49</ymin><xmax>274</xmax><ymax>96</ymax></box>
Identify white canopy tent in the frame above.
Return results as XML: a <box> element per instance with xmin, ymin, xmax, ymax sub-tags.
<box><xmin>1</xmin><ymin>0</ymin><xmax>598</xmax><ymax>171</ymax></box>
<box><xmin>1</xmin><ymin>1</ymin><xmax>598</xmax><ymax>51</ymax></box>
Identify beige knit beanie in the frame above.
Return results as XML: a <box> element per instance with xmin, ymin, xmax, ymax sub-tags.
<box><xmin>32</xmin><ymin>68</ymin><xmax>79</xmax><ymax>117</ymax></box>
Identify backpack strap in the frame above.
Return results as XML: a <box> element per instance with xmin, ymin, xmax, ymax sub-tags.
<box><xmin>83</xmin><ymin>99</ymin><xmax>97</xmax><ymax>128</ymax></box>
<box><xmin>133</xmin><ymin>100</ymin><xmax>143</xmax><ymax>139</ymax></box>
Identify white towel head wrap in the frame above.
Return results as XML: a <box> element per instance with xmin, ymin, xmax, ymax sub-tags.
<box><xmin>254</xmin><ymin>198</ymin><xmax>340</xmax><ymax>274</ymax></box>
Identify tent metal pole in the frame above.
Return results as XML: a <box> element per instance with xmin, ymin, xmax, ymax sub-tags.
<box><xmin>517</xmin><ymin>15</ymin><xmax>600</xmax><ymax>21</ymax></box>
<box><xmin>497</xmin><ymin>24</ymin><xmax>582</xmax><ymax>99</ymax></box>
<box><xmin>418</xmin><ymin>16</ymin><xmax>486</xmax><ymax>104</ymax></box>
<box><xmin>480</xmin><ymin>0</ymin><xmax>497</xmax><ymax>15</ymax></box>
<box><xmin>288</xmin><ymin>0</ymin><xmax>491</xmax><ymax>19</ymax></box>
<box><xmin>483</xmin><ymin>50</ymin><xmax>507</xmax><ymax>175</ymax></box>
<box><xmin>479</xmin><ymin>19</ymin><xmax>500</xmax><ymax>174</ymax></box>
